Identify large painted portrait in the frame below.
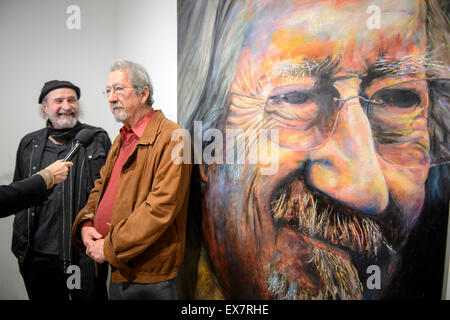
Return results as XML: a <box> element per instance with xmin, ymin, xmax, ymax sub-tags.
<box><xmin>178</xmin><ymin>0</ymin><xmax>450</xmax><ymax>299</ymax></box>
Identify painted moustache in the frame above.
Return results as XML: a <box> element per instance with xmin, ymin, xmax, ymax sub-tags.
<box><xmin>262</xmin><ymin>178</ymin><xmax>396</xmax><ymax>299</ymax></box>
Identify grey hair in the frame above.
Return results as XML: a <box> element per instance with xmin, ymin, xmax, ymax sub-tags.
<box><xmin>178</xmin><ymin>0</ymin><xmax>251</xmax><ymax>132</ymax></box>
<box><xmin>39</xmin><ymin>95</ymin><xmax>49</xmax><ymax>119</ymax></box>
<box><xmin>110</xmin><ymin>59</ymin><xmax>154</xmax><ymax>107</ymax></box>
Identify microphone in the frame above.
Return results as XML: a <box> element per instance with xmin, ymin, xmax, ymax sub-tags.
<box><xmin>63</xmin><ymin>129</ymin><xmax>95</xmax><ymax>162</ymax></box>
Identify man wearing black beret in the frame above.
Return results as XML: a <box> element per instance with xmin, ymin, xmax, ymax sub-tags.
<box><xmin>12</xmin><ymin>80</ymin><xmax>112</xmax><ymax>300</ymax></box>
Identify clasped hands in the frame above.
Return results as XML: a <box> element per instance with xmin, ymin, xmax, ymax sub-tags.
<box><xmin>81</xmin><ymin>226</ymin><xmax>105</xmax><ymax>263</ymax></box>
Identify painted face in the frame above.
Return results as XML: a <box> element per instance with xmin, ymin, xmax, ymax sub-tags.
<box><xmin>106</xmin><ymin>69</ymin><xmax>145</xmax><ymax>127</ymax></box>
<box><xmin>202</xmin><ymin>0</ymin><xmax>432</xmax><ymax>299</ymax></box>
<box><xmin>43</xmin><ymin>88</ymin><xmax>79</xmax><ymax>129</ymax></box>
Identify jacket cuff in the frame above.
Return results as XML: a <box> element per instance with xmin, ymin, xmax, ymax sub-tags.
<box><xmin>35</xmin><ymin>169</ymin><xmax>55</xmax><ymax>189</ymax></box>
<box><xmin>82</xmin><ymin>220</ymin><xmax>93</xmax><ymax>228</ymax></box>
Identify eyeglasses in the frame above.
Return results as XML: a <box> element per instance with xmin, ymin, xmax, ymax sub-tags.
<box><xmin>231</xmin><ymin>79</ymin><xmax>450</xmax><ymax>168</ymax></box>
<box><xmin>102</xmin><ymin>86</ymin><xmax>132</xmax><ymax>97</ymax></box>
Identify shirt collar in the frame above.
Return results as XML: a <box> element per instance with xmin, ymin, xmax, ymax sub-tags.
<box><xmin>119</xmin><ymin>109</ymin><xmax>155</xmax><ymax>140</ymax></box>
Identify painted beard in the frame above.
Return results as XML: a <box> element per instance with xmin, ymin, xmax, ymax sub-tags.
<box><xmin>111</xmin><ymin>103</ymin><xmax>128</xmax><ymax>122</ymax></box>
<box><xmin>48</xmin><ymin>108</ymin><xmax>78</xmax><ymax>129</ymax></box>
<box><xmin>203</xmin><ymin>163</ymin><xmax>408</xmax><ymax>300</ymax></box>
<box><xmin>258</xmin><ymin>175</ymin><xmax>401</xmax><ymax>300</ymax></box>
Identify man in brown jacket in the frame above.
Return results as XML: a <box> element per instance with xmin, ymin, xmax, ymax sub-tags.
<box><xmin>72</xmin><ymin>60</ymin><xmax>192</xmax><ymax>299</ymax></box>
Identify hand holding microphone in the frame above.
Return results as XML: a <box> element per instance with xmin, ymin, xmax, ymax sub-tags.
<box><xmin>37</xmin><ymin>129</ymin><xmax>94</xmax><ymax>189</ymax></box>
<box><xmin>42</xmin><ymin>160</ymin><xmax>73</xmax><ymax>186</ymax></box>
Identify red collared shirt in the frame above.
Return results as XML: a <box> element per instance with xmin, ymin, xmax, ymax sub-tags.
<box><xmin>87</xmin><ymin>109</ymin><xmax>155</xmax><ymax>237</ymax></box>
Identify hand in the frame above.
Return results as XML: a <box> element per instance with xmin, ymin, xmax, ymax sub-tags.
<box><xmin>81</xmin><ymin>226</ymin><xmax>105</xmax><ymax>263</ymax></box>
<box><xmin>45</xmin><ymin>160</ymin><xmax>73</xmax><ymax>184</ymax></box>
<box><xmin>86</xmin><ymin>238</ymin><xmax>106</xmax><ymax>264</ymax></box>
<box><xmin>81</xmin><ymin>226</ymin><xmax>103</xmax><ymax>248</ymax></box>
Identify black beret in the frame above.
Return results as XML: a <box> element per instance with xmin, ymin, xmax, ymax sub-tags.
<box><xmin>38</xmin><ymin>80</ymin><xmax>81</xmax><ymax>103</ymax></box>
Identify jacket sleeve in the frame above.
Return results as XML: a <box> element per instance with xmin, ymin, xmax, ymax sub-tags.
<box><xmin>103</xmin><ymin>136</ymin><xmax>192</xmax><ymax>269</ymax></box>
<box><xmin>0</xmin><ymin>174</ymin><xmax>48</xmax><ymax>218</ymax></box>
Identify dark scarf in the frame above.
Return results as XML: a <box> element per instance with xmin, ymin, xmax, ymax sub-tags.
<box><xmin>46</xmin><ymin>120</ymin><xmax>84</xmax><ymax>143</ymax></box>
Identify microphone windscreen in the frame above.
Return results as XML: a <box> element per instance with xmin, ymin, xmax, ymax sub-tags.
<box><xmin>75</xmin><ymin>128</ymin><xmax>95</xmax><ymax>146</ymax></box>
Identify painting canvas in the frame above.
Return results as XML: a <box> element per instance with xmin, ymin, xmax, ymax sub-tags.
<box><xmin>177</xmin><ymin>0</ymin><xmax>450</xmax><ymax>299</ymax></box>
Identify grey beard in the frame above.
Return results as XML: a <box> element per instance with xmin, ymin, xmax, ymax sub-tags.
<box><xmin>264</xmin><ymin>248</ymin><xmax>363</xmax><ymax>300</ymax></box>
<box><xmin>263</xmin><ymin>180</ymin><xmax>395</xmax><ymax>300</ymax></box>
<box><xmin>112</xmin><ymin>104</ymin><xmax>128</xmax><ymax>122</ymax></box>
<box><xmin>47</xmin><ymin>111</ymin><xmax>78</xmax><ymax>129</ymax></box>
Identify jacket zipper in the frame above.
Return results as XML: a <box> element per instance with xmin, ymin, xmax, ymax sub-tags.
<box><xmin>62</xmin><ymin>161</ymin><xmax>66</xmax><ymax>267</ymax></box>
<box><xmin>70</xmin><ymin>155</ymin><xmax>85</xmax><ymax>267</ymax></box>
<box><xmin>62</xmin><ymin>140</ymin><xmax>76</xmax><ymax>269</ymax></box>
<box><xmin>77</xmin><ymin>158</ymin><xmax>85</xmax><ymax>214</ymax></box>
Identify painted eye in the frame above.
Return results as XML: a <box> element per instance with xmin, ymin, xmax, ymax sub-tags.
<box><xmin>377</xmin><ymin>89</ymin><xmax>420</xmax><ymax>109</ymax></box>
<box><xmin>269</xmin><ymin>91</ymin><xmax>310</xmax><ymax>105</ymax></box>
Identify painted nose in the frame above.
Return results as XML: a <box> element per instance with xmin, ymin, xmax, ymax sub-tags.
<box><xmin>306</xmin><ymin>79</ymin><xmax>389</xmax><ymax>215</ymax></box>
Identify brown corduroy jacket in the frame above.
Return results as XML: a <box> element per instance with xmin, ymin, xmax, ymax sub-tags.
<box><xmin>72</xmin><ymin>110</ymin><xmax>192</xmax><ymax>283</ymax></box>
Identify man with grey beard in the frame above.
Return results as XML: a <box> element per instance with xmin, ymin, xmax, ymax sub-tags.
<box><xmin>178</xmin><ymin>0</ymin><xmax>450</xmax><ymax>299</ymax></box>
<box><xmin>71</xmin><ymin>60</ymin><xmax>191</xmax><ymax>300</ymax></box>
<box><xmin>12</xmin><ymin>80</ymin><xmax>111</xmax><ymax>300</ymax></box>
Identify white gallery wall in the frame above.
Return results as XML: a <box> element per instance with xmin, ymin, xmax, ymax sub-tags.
<box><xmin>0</xmin><ymin>0</ymin><xmax>176</xmax><ymax>299</ymax></box>
<box><xmin>117</xmin><ymin>0</ymin><xmax>177</xmax><ymax>122</ymax></box>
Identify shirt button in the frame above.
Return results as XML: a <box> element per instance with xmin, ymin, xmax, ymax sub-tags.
<box><xmin>32</xmin><ymin>166</ymin><xmax>36</xmax><ymax>170</ymax></box>
<box><xmin>35</xmin><ymin>145</ymin><xmax>38</xmax><ymax>148</ymax></box>
<box><xmin>31</xmin><ymin>212</ymin><xmax>35</xmax><ymax>217</ymax></box>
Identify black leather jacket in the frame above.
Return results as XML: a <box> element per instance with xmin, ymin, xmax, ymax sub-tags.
<box><xmin>11</xmin><ymin>123</ymin><xmax>111</xmax><ymax>265</ymax></box>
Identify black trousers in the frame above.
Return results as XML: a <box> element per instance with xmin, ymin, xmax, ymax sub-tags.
<box><xmin>19</xmin><ymin>251</ymin><xmax>108</xmax><ymax>301</ymax></box>
<box><xmin>109</xmin><ymin>273</ymin><xmax>179</xmax><ymax>300</ymax></box>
